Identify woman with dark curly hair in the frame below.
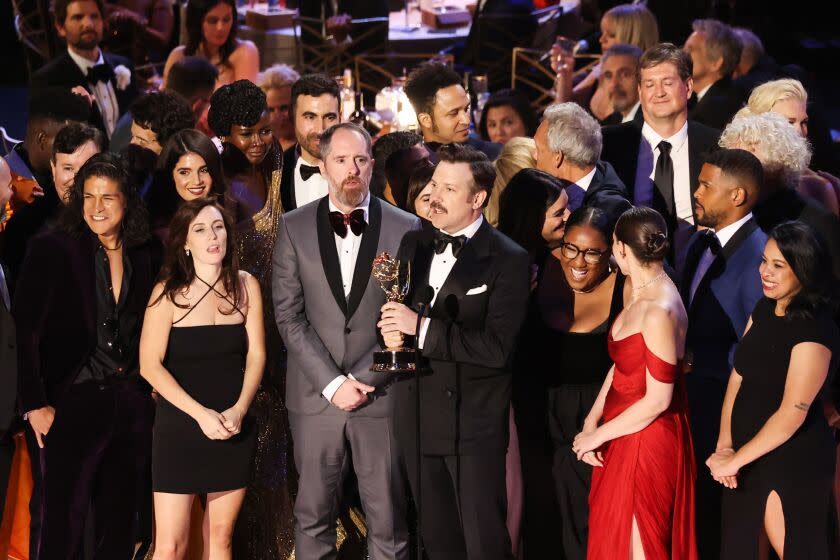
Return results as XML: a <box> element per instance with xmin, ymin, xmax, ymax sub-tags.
<box><xmin>478</xmin><ymin>89</ymin><xmax>539</xmax><ymax>146</ymax></box>
<box><xmin>12</xmin><ymin>152</ymin><xmax>160</xmax><ymax>558</ymax></box>
<box><xmin>162</xmin><ymin>0</ymin><xmax>259</xmax><ymax>89</ymax></box>
<box><xmin>207</xmin><ymin>79</ymin><xmax>295</xmax><ymax>559</ymax></box>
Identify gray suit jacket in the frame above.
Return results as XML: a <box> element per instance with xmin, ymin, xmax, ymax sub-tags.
<box><xmin>273</xmin><ymin>196</ymin><xmax>420</xmax><ymax>416</ymax></box>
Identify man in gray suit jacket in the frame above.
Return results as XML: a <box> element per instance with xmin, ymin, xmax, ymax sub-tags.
<box><xmin>273</xmin><ymin>122</ymin><xmax>420</xmax><ymax>559</ymax></box>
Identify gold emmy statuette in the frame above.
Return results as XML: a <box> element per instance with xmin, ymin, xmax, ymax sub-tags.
<box><xmin>371</xmin><ymin>252</ymin><xmax>416</xmax><ymax>373</ymax></box>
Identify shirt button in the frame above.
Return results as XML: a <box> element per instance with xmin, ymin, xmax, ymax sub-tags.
<box><xmin>345</xmin><ymin>327</ymin><xmax>351</xmax><ymax>334</ymax></box>
<box><xmin>445</xmin><ymin>390</ymin><xmax>453</xmax><ymax>398</ymax></box>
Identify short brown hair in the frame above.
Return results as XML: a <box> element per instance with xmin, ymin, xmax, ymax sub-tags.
<box><xmin>637</xmin><ymin>43</ymin><xmax>693</xmax><ymax>84</ymax></box>
<box><xmin>54</xmin><ymin>0</ymin><xmax>105</xmax><ymax>25</ymax></box>
<box><xmin>436</xmin><ymin>144</ymin><xmax>496</xmax><ymax>208</ymax></box>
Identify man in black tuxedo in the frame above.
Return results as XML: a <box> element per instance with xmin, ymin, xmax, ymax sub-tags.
<box><xmin>30</xmin><ymin>0</ymin><xmax>139</xmax><ymax>139</ymax></box>
<box><xmin>534</xmin><ymin>101</ymin><xmax>630</xmax><ymax>220</ymax></box>
<box><xmin>0</xmin><ymin>159</ymin><xmax>17</xmax><ymax>522</ymax></box>
<box><xmin>731</xmin><ymin>28</ymin><xmax>779</xmax><ymax>93</ymax></box>
<box><xmin>379</xmin><ymin>144</ymin><xmax>530</xmax><ymax>560</ymax></box>
<box><xmin>599</xmin><ymin>44</ymin><xmax>644</xmax><ymax>127</ymax></box>
<box><xmin>684</xmin><ymin>20</ymin><xmax>746</xmax><ymax>131</ymax></box>
<box><xmin>601</xmin><ymin>43</ymin><xmax>720</xmax><ymax>267</ymax></box>
<box><xmin>279</xmin><ymin>74</ymin><xmax>340</xmax><ymax>212</ymax></box>
<box><xmin>404</xmin><ymin>62</ymin><xmax>501</xmax><ymax>163</ymax></box>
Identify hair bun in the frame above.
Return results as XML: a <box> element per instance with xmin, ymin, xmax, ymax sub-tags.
<box><xmin>645</xmin><ymin>231</ymin><xmax>669</xmax><ymax>258</ymax></box>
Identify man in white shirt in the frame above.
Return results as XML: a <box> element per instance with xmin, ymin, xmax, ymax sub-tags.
<box><xmin>30</xmin><ymin>0</ymin><xmax>138</xmax><ymax>139</ymax></box>
<box><xmin>279</xmin><ymin>74</ymin><xmax>340</xmax><ymax>212</ymax></box>
<box><xmin>379</xmin><ymin>144</ymin><xmax>530</xmax><ymax>560</ymax></box>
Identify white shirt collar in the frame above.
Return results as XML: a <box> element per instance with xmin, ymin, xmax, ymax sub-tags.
<box><xmin>710</xmin><ymin>212</ymin><xmax>753</xmax><ymax>248</ymax></box>
<box><xmin>67</xmin><ymin>47</ymin><xmax>103</xmax><ymax>74</ymax></box>
<box><xmin>695</xmin><ymin>83</ymin><xmax>713</xmax><ymax>101</ymax></box>
<box><xmin>622</xmin><ymin>101</ymin><xmax>641</xmax><ymax>123</ymax></box>
<box><xmin>641</xmin><ymin>120</ymin><xmax>689</xmax><ymax>154</ymax></box>
<box><xmin>442</xmin><ymin>214</ymin><xmax>484</xmax><ymax>238</ymax></box>
<box><xmin>575</xmin><ymin>166</ymin><xmax>597</xmax><ymax>192</ymax></box>
<box><xmin>328</xmin><ymin>191</ymin><xmax>371</xmax><ymax>222</ymax></box>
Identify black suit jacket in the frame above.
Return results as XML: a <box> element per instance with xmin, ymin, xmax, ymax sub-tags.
<box><xmin>30</xmin><ymin>51</ymin><xmax>138</xmax><ymax>135</ymax></box>
<box><xmin>600</xmin><ymin>106</ymin><xmax>644</xmax><ymax>127</ymax></box>
<box><xmin>0</xmin><ymin>264</ymin><xmax>16</xmax><ymax>440</ymax></box>
<box><xmin>688</xmin><ymin>78</ymin><xmax>746</xmax><ymax>131</ymax></box>
<box><xmin>279</xmin><ymin>144</ymin><xmax>300</xmax><ymax>213</ymax></box>
<box><xmin>600</xmin><ymin>119</ymin><xmax>721</xmax><ymax>218</ymax></box>
<box><xmin>583</xmin><ymin>160</ymin><xmax>632</xmax><ymax>221</ymax></box>
<box><xmin>426</xmin><ymin>137</ymin><xmax>502</xmax><ymax>164</ymax></box>
<box><xmin>393</xmin><ymin>220</ymin><xmax>530</xmax><ymax>456</ymax></box>
<box><xmin>12</xmin><ymin>231</ymin><xmax>159</xmax><ymax>412</ymax></box>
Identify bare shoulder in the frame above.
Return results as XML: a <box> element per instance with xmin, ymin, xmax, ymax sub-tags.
<box><xmin>166</xmin><ymin>45</ymin><xmax>186</xmax><ymax>63</ymax></box>
<box><xmin>238</xmin><ymin>270</ymin><xmax>259</xmax><ymax>292</ymax></box>
<box><xmin>232</xmin><ymin>39</ymin><xmax>258</xmax><ymax>59</ymax></box>
<box><xmin>147</xmin><ymin>281</ymin><xmax>169</xmax><ymax>308</ymax></box>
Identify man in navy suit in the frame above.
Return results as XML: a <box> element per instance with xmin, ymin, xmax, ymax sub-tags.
<box><xmin>681</xmin><ymin>148</ymin><xmax>767</xmax><ymax>560</ymax></box>
<box><xmin>30</xmin><ymin>0</ymin><xmax>138</xmax><ymax>139</ymax></box>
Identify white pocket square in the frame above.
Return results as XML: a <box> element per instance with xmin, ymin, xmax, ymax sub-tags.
<box><xmin>466</xmin><ymin>284</ymin><xmax>488</xmax><ymax>295</ymax></box>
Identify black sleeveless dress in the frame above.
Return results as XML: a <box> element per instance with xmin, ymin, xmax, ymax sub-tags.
<box><xmin>152</xmin><ymin>323</ymin><xmax>256</xmax><ymax>493</ymax></box>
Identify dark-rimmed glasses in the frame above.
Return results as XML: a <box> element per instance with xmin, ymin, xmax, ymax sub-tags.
<box><xmin>560</xmin><ymin>242</ymin><xmax>606</xmax><ymax>264</ymax></box>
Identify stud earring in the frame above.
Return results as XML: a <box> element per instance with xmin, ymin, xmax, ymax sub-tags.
<box><xmin>186</xmin><ymin>248</ymin><xmax>191</xmax><ymax>257</ymax></box>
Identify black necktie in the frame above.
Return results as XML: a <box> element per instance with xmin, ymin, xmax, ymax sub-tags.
<box><xmin>300</xmin><ymin>164</ymin><xmax>320</xmax><ymax>181</ymax></box>
<box><xmin>87</xmin><ymin>63</ymin><xmax>115</xmax><ymax>85</ymax></box>
<box><xmin>653</xmin><ymin>140</ymin><xmax>675</xmax><ymax>222</ymax></box>
<box><xmin>699</xmin><ymin>229</ymin><xmax>722</xmax><ymax>256</ymax></box>
<box><xmin>329</xmin><ymin>209</ymin><xmax>366</xmax><ymax>238</ymax></box>
<box><xmin>432</xmin><ymin>231</ymin><xmax>467</xmax><ymax>258</ymax></box>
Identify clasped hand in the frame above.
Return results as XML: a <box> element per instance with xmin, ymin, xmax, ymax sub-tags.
<box><xmin>197</xmin><ymin>405</ymin><xmax>245</xmax><ymax>440</ymax></box>
<box><xmin>572</xmin><ymin>427</ymin><xmax>605</xmax><ymax>467</ymax></box>
<box><xmin>705</xmin><ymin>448</ymin><xmax>739</xmax><ymax>489</ymax></box>
<box><xmin>378</xmin><ymin>302</ymin><xmax>418</xmax><ymax>349</ymax></box>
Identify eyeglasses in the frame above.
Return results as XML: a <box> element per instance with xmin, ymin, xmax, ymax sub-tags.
<box><xmin>560</xmin><ymin>242</ymin><xmax>606</xmax><ymax>264</ymax></box>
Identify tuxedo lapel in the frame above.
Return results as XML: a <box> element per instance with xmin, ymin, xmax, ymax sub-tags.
<box><xmin>346</xmin><ymin>197</ymin><xmax>381</xmax><ymax>319</ymax></box>
<box><xmin>407</xmin><ymin>227</ymin><xmax>435</xmax><ymax>307</ymax></box>
<box><xmin>681</xmin><ymin>234</ymin><xmax>705</xmax><ymax>306</ymax></box>
<box><xmin>432</xmin><ymin>221</ymin><xmax>493</xmax><ymax>316</ymax></box>
<box><xmin>280</xmin><ymin>145</ymin><xmax>299</xmax><ymax>211</ymax></box>
<box><xmin>315</xmin><ymin>198</ymin><xmax>348</xmax><ymax>315</ymax></box>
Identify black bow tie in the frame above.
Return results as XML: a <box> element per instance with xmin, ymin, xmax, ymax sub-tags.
<box><xmin>300</xmin><ymin>164</ymin><xmax>320</xmax><ymax>181</ymax></box>
<box><xmin>699</xmin><ymin>229</ymin><xmax>722</xmax><ymax>256</ymax></box>
<box><xmin>432</xmin><ymin>230</ymin><xmax>467</xmax><ymax>258</ymax></box>
<box><xmin>87</xmin><ymin>63</ymin><xmax>115</xmax><ymax>85</ymax></box>
<box><xmin>329</xmin><ymin>209</ymin><xmax>367</xmax><ymax>238</ymax></box>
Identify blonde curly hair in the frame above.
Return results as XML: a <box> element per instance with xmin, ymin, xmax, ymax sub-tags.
<box><xmin>734</xmin><ymin>78</ymin><xmax>808</xmax><ymax>120</ymax></box>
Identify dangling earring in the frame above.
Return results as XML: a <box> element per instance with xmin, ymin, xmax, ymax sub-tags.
<box><xmin>185</xmin><ymin>248</ymin><xmax>191</xmax><ymax>257</ymax></box>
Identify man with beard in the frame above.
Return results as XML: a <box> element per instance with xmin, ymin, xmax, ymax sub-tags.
<box><xmin>599</xmin><ymin>45</ymin><xmax>644</xmax><ymax>126</ymax></box>
<box><xmin>279</xmin><ymin>74</ymin><xmax>340</xmax><ymax>212</ymax></box>
<box><xmin>378</xmin><ymin>144</ymin><xmax>530</xmax><ymax>560</ymax></box>
<box><xmin>273</xmin><ymin>122</ymin><xmax>419</xmax><ymax>559</ymax></box>
<box><xmin>404</xmin><ymin>62</ymin><xmax>501</xmax><ymax>163</ymax></box>
<box><xmin>680</xmin><ymin>148</ymin><xmax>766</xmax><ymax>560</ymax></box>
<box><xmin>30</xmin><ymin>0</ymin><xmax>139</xmax><ymax>139</ymax></box>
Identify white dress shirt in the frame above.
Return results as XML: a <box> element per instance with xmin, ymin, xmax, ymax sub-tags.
<box><xmin>321</xmin><ymin>193</ymin><xmax>371</xmax><ymax>403</ymax></box>
<box><xmin>622</xmin><ymin>101</ymin><xmax>641</xmax><ymax>123</ymax></box>
<box><xmin>417</xmin><ymin>215</ymin><xmax>485</xmax><ymax>348</ymax></box>
<box><xmin>575</xmin><ymin>166</ymin><xmax>597</xmax><ymax>192</ymax></box>
<box><xmin>634</xmin><ymin>121</ymin><xmax>693</xmax><ymax>225</ymax></box>
<box><xmin>294</xmin><ymin>154</ymin><xmax>330</xmax><ymax>208</ymax></box>
<box><xmin>689</xmin><ymin>212</ymin><xmax>753</xmax><ymax>303</ymax></box>
<box><xmin>695</xmin><ymin>83</ymin><xmax>713</xmax><ymax>102</ymax></box>
<box><xmin>67</xmin><ymin>48</ymin><xmax>118</xmax><ymax>137</ymax></box>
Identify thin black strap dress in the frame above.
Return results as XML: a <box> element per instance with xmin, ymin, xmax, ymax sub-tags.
<box><xmin>152</xmin><ymin>322</ymin><xmax>256</xmax><ymax>494</ymax></box>
<box><xmin>722</xmin><ymin>297</ymin><xmax>839</xmax><ymax>559</ymax></box>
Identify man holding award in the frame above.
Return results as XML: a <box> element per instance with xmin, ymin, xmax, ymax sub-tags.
<box><xmin>273</xmin><ymin>122</ymin><xmax>419</xmax><ymax>559</ymax></box>
<box><xmin>378</xmin><ymin>144</ymin><xmax>530</xmax><ymax>560</ymax></box>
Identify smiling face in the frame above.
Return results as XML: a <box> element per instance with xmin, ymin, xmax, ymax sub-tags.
<box><xmin>428</xmin><ymin>161</ymin><xmax>485</xmax><ymax>233</ymax></box>
<box><xmin>485</xmin><ymin>105</ymin><xmax>526</xmax><ymax>145</ymax></box>
<box><xmin>83</xmin><ymin>175</ymin><xmax>126</xmax><ymax>239</ymax></box>
<box><xmin>57</xmin><ymin>0</ymin><xmax>103</xmax><ymax>52</ymax></box>
<box><xmin>51</xmin><ymin>140</ymin><xmax>100</xmax><ymax>204</ymax></box>
<box><xmin>202</xmin><ymin>2</ymin><xmax>234</xmax><ymax>50</ymax></box>
<box><xmin>130</xmin><ymin>121</ymin><xmax>162</xmax><ymax>155</ymax></box>
<box><xmin>541</xmin><ymin>189</ymin><xmax>570</xmax><ymax>248</ymax></box>
<box><xmin>173</xmin><ymin>152</ymin><xmax>213</xmax><ymax>201</ymax></box>
<box><xmin>639</xmin><ymin>62</ymin><xmax>692</xmax><ymax>122</ymax></box>
<box><xmin>266</xmin><ymin>86</ymin><xmax>294</xmax><ymax>142</ymax></box>
<box><xmin>759</xmin><ymin>238</ymin><xmax>801</xmax><ymax>306</ymax></box>
<box><xmin>560</xmin><ymin>224</ymin><xmax>611</xmax><ymax>292</ymax></box>
<box><xmin>413</xmin><ymin>181</ymin><xmax>434</xmax><ymax>219</ymax></box>
<box><xmin>320</xmin><ymin>128</ymin><xmax>372</xmax><ymax>210</ymax></box>
<box><xmin>227</xmin><ymin>111</ymin><xmax>272</xmax><ymax>165</ymax></box>
<box><xmin>293</xmin><ymin>93</ymin><xmax>340</xmax><ymax>163</ymax></box>
<box><xmin>185</xmin><ymin>205</ymin><xmax>227</xmax><ymax>266</ymax></box>
<box><xmin>602</xmin><ymin>54</ymin><xmax>639</xmax><ymax>114</ymax></box>
<box><xmin>772</xmin><ymin>98</ymin><xmax>809</xmax><ymax>138</ymax></box>
<box><xmin>422</xmin><ymin>84</ymin><xmax>471</xmax><ymax>145</ymax></box>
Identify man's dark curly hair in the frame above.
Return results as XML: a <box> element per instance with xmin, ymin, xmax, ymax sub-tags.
<box><xmin>51</xmin><ymin>122</ymin><xmax>105</xmax><ymax>161</ymax></box>
<box><xmin>131</xmin><ymin>91</ymin><xmax>195</xmax><ymax>146</ymax></box>
<box><xmin>370</xmin><ymin>131</ymin><xmax>423</xmax><ymax>200</ymax></box>
<box><xmin>207</xmin><ymin>79</ymin><xmax>267</xmax><ymax>137</ymax></box>
<box><xmin>290</xmin><ymin>74</ymin><xmax>340</xmax><ymax>119</ymax></box>
<box><xmin>61</xmin><ymin>152</ymin><xmax>150</xmax><ymax>248</ymax></box>
<box><xmin>404</xmin><ymin>62</ymin><xmax>462</xmax><ymax>117</ymax></box>
<box><xmin>54</xmin><ymin>0</ymin><xmax>105</xmax><ymax>25</ymax></box>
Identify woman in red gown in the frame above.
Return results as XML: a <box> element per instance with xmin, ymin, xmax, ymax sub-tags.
<box><xmin>572</xmin><ymin>207</ymin><xmax>697</xmax><ymax>559</ymax></box>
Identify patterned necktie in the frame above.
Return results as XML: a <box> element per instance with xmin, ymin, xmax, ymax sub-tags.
<box><xmin>329</xmin><ymin>209</ymin><xmax>367</xmax><ymax>238</ymax></box>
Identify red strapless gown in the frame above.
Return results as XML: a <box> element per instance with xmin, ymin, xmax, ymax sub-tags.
<box><xmin>587</xmin><ymin>332</ymin><xmax>697</xmax><ymax>560</ymax></box>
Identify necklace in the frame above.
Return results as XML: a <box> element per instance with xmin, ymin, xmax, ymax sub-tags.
<box><xmin>101</xmin><ymin>240</ymin><xmax>122</xmax><ymax>251</ymax></box>
<box><xmin>631</xmin><ymin>271</ymin><xmax>666</xmax><ymax>295</ymax></box>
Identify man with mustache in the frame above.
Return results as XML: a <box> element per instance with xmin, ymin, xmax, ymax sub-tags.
<box><xmin>379</xmin><ymin>144</ymin><xmax>530</xmax><ymax>560</ymax></box>
<box><xmin>600</xmin><ymin>44</ymin><xmax>644</xmax><ymax>126</ymax></box>
<box><xmin>279</xmin><ymin>74</ymin><xmax>340</xmax><ymax>212</ymax></box>
<box><xmin>404</xmin><ymin>62</ymin><xmax>501</xmax><ymax>163</ymax></box>
<box><xmin>30</xmin><ymin>0</ymin><xmax>139</xmax><ymax>139</ymax></box>
<box><xmin>273</xmin><ymin>122</ymin><xmax>420</xmax><ymax>559</ymax></box>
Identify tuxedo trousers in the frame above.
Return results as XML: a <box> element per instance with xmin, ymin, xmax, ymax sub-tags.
<box><xmin>288</xmin><ymin>411</ymin><xmax>408</xmax><ymax>560</ymax></box>
<box><xmin>36</xmin><ymin>376</ymin><xmax>153</xmax><ymax>560</ymax></box>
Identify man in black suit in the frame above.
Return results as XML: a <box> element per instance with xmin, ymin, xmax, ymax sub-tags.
<box><xmin>379</xmin><ymin>144</ymin><xmax>530</xmax><ymax>560</ymax></box>
<box><xmin>279</xmin><ymin>74</ymin><xmax>340</xmax><ymax>212</ymax></box>
<box><xmin>684</xmin><ymin>20</ymin><xmax>746</xmax><ymax>131</ymax></box>
<box><xmin>732</xmin><ymin>28</ymin><xmax>779</xmax><ymax>93</ymax></box>
<box><xmin>599</xmin><ymin>44</ymin><xmax>644</xmax><ymax>127</ymax></box>
<box><xmin>30</xmin><ymin>0</ymin><xmax>139</xmax><ymax>139</ymax></box>
<box><xmin>0</xmin><ymin>158</ymin><xmax>17</xmax><ymax>523</ymax></box>
<box><xmin>404</xmin><ymin>62</ymin><xmax>501</xmax><ymax>163</ymax></box>
<box><xmin>534</xmin><ymin>101</ymin><xmax>630</xmax><ymax>220</ymax></box>
<box><xmin>601</xmin><ymin>43</ymin><xmax>720</xmax><ymax>267</ymax></box>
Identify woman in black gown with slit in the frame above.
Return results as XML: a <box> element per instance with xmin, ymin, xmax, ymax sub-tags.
<box><xmin>140</xmin><ymin>198</ymin><xmax>264</xmax><ymax>558</ymax></box>
<box><xmin>708</xmin><ymin>221</ymin><xmax>839</xmax><ymax>559</ymax></box>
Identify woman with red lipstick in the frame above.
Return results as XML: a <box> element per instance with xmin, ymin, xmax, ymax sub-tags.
<box><xmin>708</xmin><ymin>221</ymin><xmax>839</xmax><ymax>560</ymax></box>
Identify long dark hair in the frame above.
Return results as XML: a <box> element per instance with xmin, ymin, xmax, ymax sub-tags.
<box><xmin>147</xmin><ymin>129</ymin><xmax>227</xmax><ymax>227</ymax></box>
<box><xmin>478</xmin><ymin>88</ymin><xmax>539</xmax><ymax>142</ymax></box>
<box><xmin>769</xmin><ymin>220</ymin><xmax>837</xmax><ymax>320</ymax></box>
<box><xmin>153</xmin><ymin>198</ymin><xmax>242</xmax><ymax>311</ymax></box>
<box><xmin>497</xmin><ymin>168</ymin><xmax>568</xmax><ymax>255</ymax></box>
<box><xmin>61</xmin><ymin>152</ymin><xmax>150</xmax><ymax>248</ymax></box>
<box><xmin>185</xmin><ymin>0</ymin><xmax>238</xmax><ymax>64</ymax></box>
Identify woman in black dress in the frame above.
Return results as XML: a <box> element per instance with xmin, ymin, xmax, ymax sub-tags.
<box><xmin>708</xmin><ymin>221</ymin><xmax>839</xmax><ymax>559</ymax></box>
<box><xmin>140</xmin><ymin>198</ymin><xmax>264</xmax><ymax>559</ymax></box>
